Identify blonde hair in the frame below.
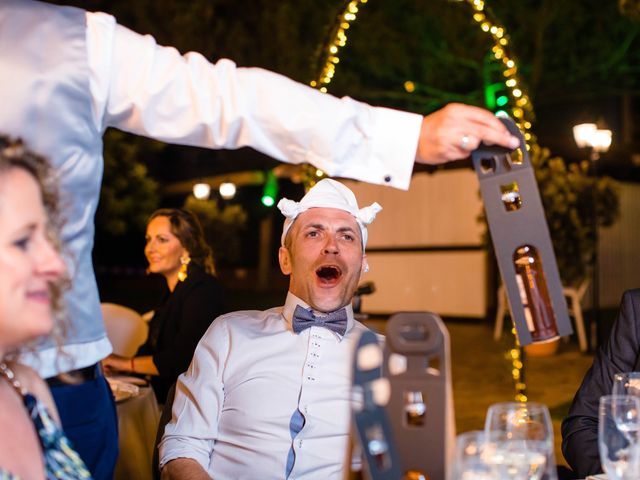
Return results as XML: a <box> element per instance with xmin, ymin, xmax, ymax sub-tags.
<box><xmin>0</xmin><ymin>136</ymin><xmax>70</xmax><ymax>356</ymax></box>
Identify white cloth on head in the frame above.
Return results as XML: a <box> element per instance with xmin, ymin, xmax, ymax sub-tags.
<box><xmin>277</xmin><ymin>178</ymin><xmax>382</xmax><ymax>248</ymax></box>
<box><xmin>159</xmin><ymin>292</ymin><xmax>371</xmax><ymax>479</ymax></box>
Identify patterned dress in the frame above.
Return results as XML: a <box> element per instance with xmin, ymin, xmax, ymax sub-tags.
<box><xmin>0</xmin><ymin>364</ymin><xmax>92</xmax><ymax>479</ymax></box>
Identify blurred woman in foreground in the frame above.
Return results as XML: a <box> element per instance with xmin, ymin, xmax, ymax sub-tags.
<box><xmin>103</xmin><ymin>208</ymin><xmax>225</xmax><ymax>403</ymax></box>
<box><xmin>0</xmin><ymin>136</ymin><xmax>91</xmax><ymax>479</ymax></box>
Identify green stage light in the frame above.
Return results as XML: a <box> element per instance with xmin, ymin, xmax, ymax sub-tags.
<box><xmin>261</xmin><ymin>170</ymin><xmax>278</xmax><ymax>207</ymax></box>
<box><xmin>261</xmin><ymin>195</ymin><xmax>275</xmax><ymax>207</ymax></box>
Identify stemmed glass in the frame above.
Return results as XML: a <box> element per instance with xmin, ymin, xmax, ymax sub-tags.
<box><xmin>598</xmin><ymin>395</ymin><xmax>640</xmax><ymax>480</ymax></box>
<box><xmin>484</xmin><ymin>402</ymin><xmax>556</xmax><ymax>480</ymax></box>
<box><xmin>613</xmin><ymin>372</ymin><xmax>640</xmax><ymax>398</ymax></box>
<box><xmin>451</xmin><ymin>430</ymin><xmax>496</xmax><ymax>480</ymax></box>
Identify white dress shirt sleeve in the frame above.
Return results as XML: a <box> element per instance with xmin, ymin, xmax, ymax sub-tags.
<box><xmin>85</xmin><ymin>11</ymin><xmax>420</xmax><ymax>190</ymax></box>
<box><xmin>158</xmin><ymin>320</ymin><xmax>230</xmax><ymax>471</ymax></box>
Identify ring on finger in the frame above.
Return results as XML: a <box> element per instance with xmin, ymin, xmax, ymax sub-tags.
<box><xmin>460</xmin><ymin>134</ymin><xmax>471</xmax><ymax>150</ymax></box>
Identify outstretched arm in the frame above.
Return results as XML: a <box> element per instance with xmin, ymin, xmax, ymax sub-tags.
<box><xmin>87</xmin><ymin>12</ymin><xmax>518</xmax><ymax>192</ymax></box>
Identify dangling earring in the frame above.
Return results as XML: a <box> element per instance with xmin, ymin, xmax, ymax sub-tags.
<box><xmin>178</xmin><ymin>255</ymin><xmax>190</xmax><ymax>282</ymax></box>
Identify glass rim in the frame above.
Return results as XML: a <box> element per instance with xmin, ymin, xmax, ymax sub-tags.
<box><xmin>599</xmin><ymin>393</ymin><xmax>640</xmax><ymax>406</ymax></box>
<box><xmin>614</xmin><ymin>371</ymin><xmax>640</xmax><ymax>379</ymax></box>
<box><xmin>486</xmin><ymin>400</ymin><xmax>549</xmax><ymax>409</ymax></box>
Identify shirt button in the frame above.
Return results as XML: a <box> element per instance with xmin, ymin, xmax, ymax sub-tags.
<box><xmin>299</xmin><ymin>439</ymin><xmax>303</xmax><ymax>448</ymax></box>
<box><xmin>384</xmin><ymin>175</ymin><xmax>392</xmax><ymax>183</ymax></box>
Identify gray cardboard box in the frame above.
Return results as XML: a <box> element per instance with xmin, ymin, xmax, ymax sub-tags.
<box><xmin>471</xmin><ymin>117</ymin><xmax>572</xmax><ymax>345</ymax></box>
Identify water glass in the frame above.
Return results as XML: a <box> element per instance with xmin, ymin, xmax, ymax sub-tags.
<box><xmin>484</xmin><ymin>401</ymin><xmax>556</xmax><ymax>480</ymax></box>
<box><xmin>598</xmin><ymin>395</ymin><xmax>640</xmax><ymax>480</ymax></box>
<box><xmin>451</xmin><ymin>430</ymin><xmax>496</xmax><ymax>480</ymax></box>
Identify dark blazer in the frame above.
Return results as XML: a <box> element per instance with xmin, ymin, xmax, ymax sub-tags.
<box><xmin>136</xmin><ymin>263</ymin><xmax>226</xmax><ymax>403</ymax></box>
<box><xmin>561</xmin><ymin>288</ymin><xmax>640</xmax><ymax>478</ymax></box>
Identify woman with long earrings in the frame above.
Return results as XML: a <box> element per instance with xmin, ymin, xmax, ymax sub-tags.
<box><xmin>102</xmin><ymin>208</ymin><xmax>225</xmax><ymax>404</ymax></box>
<box><xmin>0</xmin><ymin>136</ymin><xmax>92</xmax><ymax>479</ymax></box>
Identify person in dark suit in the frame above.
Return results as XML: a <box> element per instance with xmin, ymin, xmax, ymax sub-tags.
<box><xmin>561</xmin><ymin>288</ymin><xmax>640</xmax><ymax>478</ymax></box>
<box><xmin>103</xmin><ymin>208</ymin><xmax>225</xmax><ymax>403</ymax></box>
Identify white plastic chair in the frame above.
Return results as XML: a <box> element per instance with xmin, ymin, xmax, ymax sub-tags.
<box><xmin>101</xmin><ymin>303</ymin><xmax>149</xmax><ymax>357</ymax></box>
<box><xmin>493</xmin><ymin>277</ymin><xmax>589</xmax><ymax>352</ymax></box>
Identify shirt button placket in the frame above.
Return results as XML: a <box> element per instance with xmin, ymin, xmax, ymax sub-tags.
<box><xmin>305</xmin><ymin>330</ymin><xmax>323</xmax><ymax>382</ymax></box>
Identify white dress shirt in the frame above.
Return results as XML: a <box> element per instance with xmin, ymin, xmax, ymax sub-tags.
<box><xmin>159</xmin><ymin>293</ymin><xmax>370</xmax><ymax>479</ymax></box>
<box><xmin>6</xmin><ymin>1</ymin><xmax>421</xmax><ymax>377</ymax></box>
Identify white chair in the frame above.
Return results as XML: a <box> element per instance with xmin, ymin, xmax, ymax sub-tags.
<box><xmin>493</xmin><ymin>277</ymin><xmax>589</xmax><ymax>352</ymax></box>
<box><xmin>101</xmin><ymin>303</ymin><xmax>149</xmax><ymax>357</ymax></box>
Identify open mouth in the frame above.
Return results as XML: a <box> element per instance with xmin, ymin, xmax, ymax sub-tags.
<box><xmin>316</xmin><ymin>265</ymin><xmax>342</xmax><ymax>284</ymax></box>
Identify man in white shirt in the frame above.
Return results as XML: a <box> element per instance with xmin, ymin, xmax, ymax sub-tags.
<box><xmin>159</xmin><ymin>179</ymin><xmax>385</xmax><ymax>479</ymax></box>
<box><xmin>1</xmin><ymin>1</ymin><xmax>518</xmax><ymax>477</ymax></box>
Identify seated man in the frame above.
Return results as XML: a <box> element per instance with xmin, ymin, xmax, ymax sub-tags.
<box><xmin>561</xmin><ymin>289</ymin><xmax>640</xmax><ymax>478</ymax></box>
<box><xmin>159</xmin><ymin>178</ymin><xmax>382</xmax><ymax>479</ymax></box>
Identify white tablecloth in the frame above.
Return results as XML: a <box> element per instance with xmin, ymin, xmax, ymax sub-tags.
<box><xmin>114</xmin><ymin>385</ymin><xmax>160</xmax><ymax>480</ymax></box>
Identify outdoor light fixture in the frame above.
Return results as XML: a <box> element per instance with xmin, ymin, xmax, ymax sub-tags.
<box><xmin>573</xmin><ymin>123</ymin><xmax>612</xmax><ymax>157</ymax></box>
<box><xmin>572</xmin><ymin>123</ymin><xmax>597</xmax><ymax>148</ymax></box>
<box><xmin>573</xmin><ymin>120</ymin><xmax>613</xmax><ymax>350</ymax></box>
<box><xmin>219</xmin><ymin>182</ymin><xmax>236</xmax><ymax>200</ymax></box>
<box><xmin>192</xmin><ymin>182</ymin><xmax>211</xmax><ymax>200</ymax></box>
<box><xmin>591</xmin><ymin>129</ymin><xmax>613</xmax><ymax>154</ymax></box>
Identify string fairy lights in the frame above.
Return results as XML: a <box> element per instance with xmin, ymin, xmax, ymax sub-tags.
<box><xmin>303</xmin><ymin>0</ymin><xmax>369</xmax><ymax>188</ymax></box>
<box><xmin>466</xmin><ymin>0</ymin><xmax>535</xmax><ymax>147</ymax></box>
<box><xmin>508</xmin><ymin>328</ymin><xmax>528</xmax><ymax>402</ymax></box>
<box><xmin>310</xmin><ymin>0</ymin><xmax>368</xmax><ymax>93</ymax></box>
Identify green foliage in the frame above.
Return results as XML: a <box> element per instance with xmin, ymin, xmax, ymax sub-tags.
<box><xmin>530</xmin><ymin>145</ymin><xmax>620</xmax><ymax>284</ymax></box>
<box><xmin>183</xmin><ymin>196</ymin><xmax>248</xmax><ymax>265</ymax></box>
<box><xmin>97</xmin><ymin>129</ymin><xmax>160</xmax><ymax>236</ymax></box>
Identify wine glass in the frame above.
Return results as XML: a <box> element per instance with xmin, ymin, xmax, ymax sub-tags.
<box><xmin>484</xmin><ymin>401</ymin><xmax>556</xmax><ymax>480</ymax></box>
<box><xmin>612</xmin><ymin>374</ymin><xmax>640</xmax><ymax>446</ymax></box>
<box><xmin>613</xmin><ymin>372</ymin><xmax>640</xmax><ymax>398</ymax></box>
<box><xmin>599</xmin><ymin>395</ymin><xmax>640</xmax><ymax>480</ymax></box>
<box><xmin>451</xmin><ymin>430</ymin><xmax>497</xmax><ymax>480</ymax></box>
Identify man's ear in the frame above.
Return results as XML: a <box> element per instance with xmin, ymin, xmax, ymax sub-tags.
<box><xmin>361</xmin><ymin>254</ymin><xmax>369</xmax><ymax>273</ymax></box>
<box><xmin>279</xmin><ymin>246</ymin><xmax>292</xmax><ymax>275</ymax></box>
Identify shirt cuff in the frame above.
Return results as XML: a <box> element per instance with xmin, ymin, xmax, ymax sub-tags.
<box><xmin>319</xmin><ymin>106</ymin><xmax>421</xmax><ymax>191</ymax></box>
<box><xmin>370</xmin><ymin>107</ymin><xmax>421</xmax><ymax>190</ymax></box>
<box><xmin>158</xmin><ymin>438</ymin><xmax>210</xmax><ymax>472</ymax></box>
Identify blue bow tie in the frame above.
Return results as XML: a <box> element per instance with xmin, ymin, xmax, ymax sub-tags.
<box><xmin>292</xmin><ymin>305</ymin><xmax>348</xmax><ymax>336</ymax></box>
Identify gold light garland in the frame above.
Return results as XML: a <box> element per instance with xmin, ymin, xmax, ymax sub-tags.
<box><xmin>508</xmin><ymin>329</ymin><xmax>528</xmax><ymax>402</ymax></box>
<box><xmin>466</xmin><ymin>0</ymin><xmax>535</xmax><ymax>148</ymax></box>
<box><xmin>303</xmin><ymin>0</ymin><xmax>369</xmax><ymax>189</ymax></box>
<box><xmin>310</xmin><ymin>0</ymin><xmax>368</xmax><ymax>93</ymax></box>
